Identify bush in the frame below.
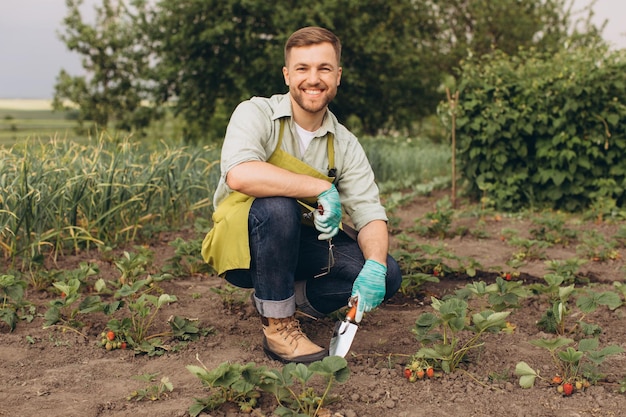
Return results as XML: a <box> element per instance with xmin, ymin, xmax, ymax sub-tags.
<box><xmin>445</xmin><ymin>46</ymin><xmax>626</xmax><ymax>212</ymax></box>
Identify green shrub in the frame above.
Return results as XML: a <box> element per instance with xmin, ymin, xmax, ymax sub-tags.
<box><xmin>445</xmin><ymin>45</ymin><xmax>626</xmax><ymax>212</ymax></box>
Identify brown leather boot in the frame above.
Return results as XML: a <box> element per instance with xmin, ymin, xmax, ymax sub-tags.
<box><xmin>261</xmin><ymin>316</ymin><xmax>328</xmax><ymax>364</ymax></box>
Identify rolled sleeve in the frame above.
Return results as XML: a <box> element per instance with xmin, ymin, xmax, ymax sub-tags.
<box><xmin>334</xmin><ymin>128</ymin><xmax>387</xmax><ymax>230</ymax></box>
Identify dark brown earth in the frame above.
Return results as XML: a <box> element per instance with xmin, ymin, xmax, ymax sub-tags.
<box><xmin>2</xmin><ymin>191</ymin><xmax>626</xmax><ymax>417</ymax></box>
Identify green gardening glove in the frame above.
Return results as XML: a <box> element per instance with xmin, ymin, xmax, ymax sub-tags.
<box><xmin>314</xmin><ymin>184</ymin><xmax>341</xmax><ymax>240</ymax></box>
<box><xmin>351</xmin><ymin>259</ymin><xmax>387</xmax><ymax>323</ymax></box>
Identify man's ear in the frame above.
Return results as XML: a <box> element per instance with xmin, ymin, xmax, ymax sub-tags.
<box><xmin>282</xmin><ymin>66</ymin><xmax>289</xmax><ymax>86</ymax></box>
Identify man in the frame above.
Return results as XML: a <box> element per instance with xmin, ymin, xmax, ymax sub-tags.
<box><xmin>202</xmin><ymin>26</ymin><xmax>402</xmax><ymax>364</ymax></box>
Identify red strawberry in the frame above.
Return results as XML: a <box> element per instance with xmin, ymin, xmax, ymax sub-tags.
<box><xmin>426</xmin><ymin>367</ymin><xmax>434</xmax><ymax>378</ymax></box>
<box><xmin>403</xmin><ymin>368</ymin><xmax>412</xmax><ymax>379</ymax></box>
<box><xmin>106</xmin><ymin>331</ymin><xmax>115</xmax><ymax>341</ymax></box>
<box><xmin>562</xmin><ymin>382</ymin><xmax>574</xmax><ymax>396</ymax></box>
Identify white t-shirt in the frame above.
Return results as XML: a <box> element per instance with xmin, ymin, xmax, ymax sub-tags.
<box><xmin>294</xmin><ymin>123</ymin><xmax>317</xmax><ymax>156</ymax></box>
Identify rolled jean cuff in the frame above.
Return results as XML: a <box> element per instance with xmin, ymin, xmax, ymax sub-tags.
<box><xmin>254</xmin><ymin>294</ymin><xmax>296</xmax><ymax>318</ymax></box>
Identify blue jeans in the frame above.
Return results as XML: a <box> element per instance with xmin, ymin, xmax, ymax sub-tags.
<box><xmin>225</xmin><ymin>197</ymin><xmax>402</xmax><ymax>318</ymax></box>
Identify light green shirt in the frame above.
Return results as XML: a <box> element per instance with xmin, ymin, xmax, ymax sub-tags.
<box><xmin>215</xmin><ymin>93</ymin><xmax>387</xmax><ymax>231</ymax></box>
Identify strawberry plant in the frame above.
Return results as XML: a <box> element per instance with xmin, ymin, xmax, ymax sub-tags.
<box><xmin>187</xmin><ymin>360</ymin><xmax>272</xmax><ymax>415</ymax></box>
<box><xmin>515</xmin><ymin>337</ymin><xmax>623</xmax><ymax>395</ymax></box>
<box><xmin>455</xmin><ymin>276</ymin><xmax>529</xmax><ymax>312</ymax></box>
<box><xmin>576</xmin><ymin>230</ymin><xmax>620</xmax><ymax>262</ymax></box>
<box><xmin>544</xmin><ymin>258</ymin><xmax>588</xmax><ymax>285</ymax></box>
<box><xmin>411</xmin><ymin>296</ymin><xmax>510</xmax><ymax>373</ymax></box>
<box><xmin>0</xmin><ymin>273</ymin><xmax>28</xmax><ymax>331</ymax></box>
<box><xmin>260</xmin><ymin>356</ymin><xmax>350</xmax><ymax>417</ymax></box>
<box><xmin>411</xmin><ymin>196</ymin><xmax>455</xmax><ymax>239</ymax></box>
<box><xmin>127</xmin><ymin>372</ymin><xmax>173</xmax><ymax>401</ymax></box>
<box><xmin>529</xmin><ymin>213</ymin><xmax>579</xmax><ymax>246</ymax></box>
<box><xmin>115</xmin><ymin>249</ymin><xmax>153</xmax><ymax>285</ymax></box>
<box><xmin>164</xmin><ymin>236</ymin><xmax>213</xmax><ymax>277</ymax></box>
<box><xmin>210</xmin><ymin>283</ymin><xmax>251</xmax><ymax>312</ymax></box>
<box><xmin>106</xmin><ymin>289</ymin><xmax>177</xmax><ymax>351</ymax></box>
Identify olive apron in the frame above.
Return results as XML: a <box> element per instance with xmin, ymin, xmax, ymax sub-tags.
<box><xmin>201</xmin><ymin>119</ymin><xmax>336</xmax><ymax>276</ymax></box>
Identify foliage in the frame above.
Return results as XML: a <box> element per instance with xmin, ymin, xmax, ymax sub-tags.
<box><xmin>516</xmin><ymin>337</ymin><xmax>624</xmax><ymax>390</ymax></box>
<box><xmin>164</xmin><ymin>236</ymin><xmax>213</xmax><ymax>277</ymax></box>
<box><xmin>454</xmin><ymin>277</ymin><xmax>530</xmax><ymax>312</ymax></box>
<box><xmin>187</xmin><ymin>361</ymin><xmax>271</xmax><ymax>415</ymax></box>
<box><xmin>410</xmin><ymin>196</ymin><xmax>456</xmax><ymax>239</ymax></box>
<box><xmin>531</xmin><ymin>272</ymin><xmax>622</xmax><ymax>335</ymax></box>
<box><xmin>411</xmin><ymin>296</ymin><xmax>511</xmax><ymax>373</ymax></box>
<box><xmin>187</xmin><ymin>357</ymin><xmax>349</xmax><ymax>417</ymax></box>
<box><xmin>55</xmin><ymin>0</ymin><xmax>606</xmax><ymax>140</ymax></box>
<box><xmin>0</xmin><ymin>274</ymin><xmax>28</xmax><ymax>331</ymax></box>
<box><xmin>392</xmin><ymin>236</ymin><xmax>483</xmax><ymax>297</ymax></box>
<box><xmin>261</xmin><ymin>356</ymin><xmax>350</xmax><ymax>417</ymax></box>
<box><xmin>127</xmin><ymin>373</ymin><xmax>174</xmax><ymax>401</ymax></box>
<box><xmin>447</xmin><ymin>45</ymin><xmax>626</xmax><ymax>211</ymax></box>
<box><xmin>106</xmin><ymin>281</ymin><xmax>177</xmax><ymax>350</ymax></box>
<box><xmin>54</xmin><ymin>0</ymin><xmax>158</xmax><ymax>133</ymax></box>
<box><xmin>210</xmin><ymin>284</ymin><xmax>251</xmax><ymax>312</ymax></box>
<box><xmin>0</xmin><ymin>137</ymin><xmax>219</xmax><ymax>268</ymax></box>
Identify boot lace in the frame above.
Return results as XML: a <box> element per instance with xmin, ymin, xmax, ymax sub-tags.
<box><xmin>275</xmin><ymin>317</ymin><xmax>306</xmax><ymax>345</ymax></box>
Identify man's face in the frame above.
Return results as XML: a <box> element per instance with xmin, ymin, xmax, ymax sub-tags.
<box><xmin>283</xmin><ymin>42</ymin><xmax>342</xmax><ymax>117</ymax></box>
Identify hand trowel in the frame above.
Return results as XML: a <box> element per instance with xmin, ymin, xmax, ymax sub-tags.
<box><xmin>329</xmin><ymin>302</ymin><xmax>358</xmax><ymax>357</ymax></box>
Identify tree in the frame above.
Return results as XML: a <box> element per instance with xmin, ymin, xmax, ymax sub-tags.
<box><xmin>53</xmin><ymin>0</ymin><xmax>157</xmax><ymax>133</ymax></box>
<box><xmin>56</xmin><ymin>0</ymin><xmax>606</xmax><ymax>141</ymax></box>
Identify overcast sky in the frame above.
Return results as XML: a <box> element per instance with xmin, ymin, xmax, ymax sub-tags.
<box><xmin>0</xmin><ymin>0</ymin><xmax>624</xmax><ymax>99</ymax></box>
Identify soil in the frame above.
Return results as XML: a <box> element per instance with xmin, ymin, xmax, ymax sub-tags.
<box><xmin>2</xmin><ymin>191</ymin><xmax>626</xmax><ymax>417</ymax></box>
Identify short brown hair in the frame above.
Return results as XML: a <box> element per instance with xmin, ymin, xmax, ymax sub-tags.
<box><xmin>284</xmin><ymin>27</ymin><xmax>342</xmax><ymax>66</ymax></box>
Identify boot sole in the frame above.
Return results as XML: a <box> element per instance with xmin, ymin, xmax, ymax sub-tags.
<box><xmin>262</xmin><ymin>338</ymin><xmax>328</xmax><ymax>364</ymax></box>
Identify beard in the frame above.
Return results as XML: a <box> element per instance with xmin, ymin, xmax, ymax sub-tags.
<box><xmin>289</xmin><ymin>85</ymin><xmax>336</xmax><ymax>115</ymax></box>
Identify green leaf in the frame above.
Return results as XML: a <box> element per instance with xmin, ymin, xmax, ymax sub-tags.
<box><xmin>157</xmin><ymin>293</ymin><xmax>176</xmax><ymax>308</ymax></box>
<box><xmin>514</xmin><ymin>361</ymin><xmax>537</xmax><ymax>377</ymax></box>
<box><xmin>597</xmin><ymin>292</ymin><xmax>622</xmax><ymax>310</ymax></box>
<box><xmin>94</xmin><ymin>278</ymin><xmax>107</xmax><ymax>293</ymax></box>
<box><xmin>519</xmin><ymin>374</ymin><xmax>537</xmax><ymax>388</ymax></box>
<box><xmin>577</xmin><ymin>338</ymin><xmax>599</xmax><ymax>352</ymax></box>
<box><xmin>529</xmin><ymin>337</ymin><xmax>573</xmax><ymax>351</ymax></box>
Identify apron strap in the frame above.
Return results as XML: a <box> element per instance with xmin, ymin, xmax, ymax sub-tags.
<box><xmin>276</xmin><ymin>118</ymin><xmax>336</xmax><ymax>180</ymax></box>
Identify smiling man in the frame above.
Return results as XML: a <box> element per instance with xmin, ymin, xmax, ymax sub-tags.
<box><xmin>201</xmin><ymin>26</ymin><xmax>402</xmax><ymax>364</ymax></box>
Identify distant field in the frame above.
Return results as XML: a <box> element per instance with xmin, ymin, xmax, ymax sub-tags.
<box><xmin>0</xmin><ymin>99</ymin><xmax>79</xmax><ymax>143</ymax></box>
<box><xmin>0</xmin><ymin>99</ymin><xmax>55</xmax><ymax>110</ymax></box>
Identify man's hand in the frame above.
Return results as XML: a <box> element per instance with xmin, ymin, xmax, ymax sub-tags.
<box><xmin>351</xmin><ymin>259</ymin><xmax>387</xmax><ymax>322</ymax></box>
<box><xmin>314</xmin><ymin>184</ymin><xmax>341</xmax><ymax>240</ymax></box>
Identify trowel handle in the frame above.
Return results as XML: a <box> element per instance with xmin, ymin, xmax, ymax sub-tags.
<box><xmin>346</xmin><ymin>304</ymin><xmax>357</xmax><ymax>322</ymax></box>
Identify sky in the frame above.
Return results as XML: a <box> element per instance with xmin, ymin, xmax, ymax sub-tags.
<box><xmin>0</xmin><ymin>0</ymin><xmax>624</xmax><ymax>99</ymax></box>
